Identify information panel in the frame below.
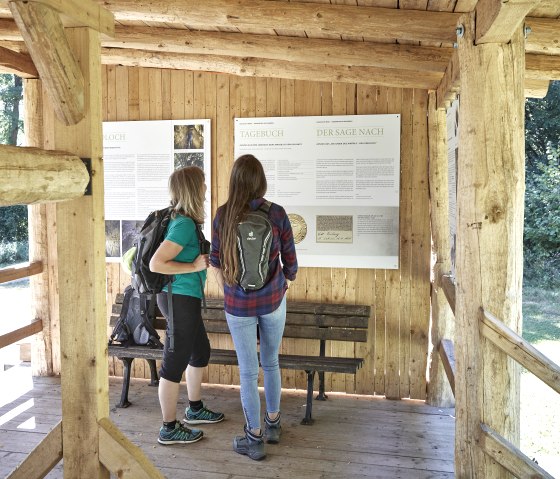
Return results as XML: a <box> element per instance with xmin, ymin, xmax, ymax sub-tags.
<box><xmin>102</xmin><ymin>119</ymin><xmax>211</xmax><ymax>261</ymax></box>
<box><xmin>234</xmin><ymin>114</ymin><xmax>400</xmax><ymax>269</ymax></box>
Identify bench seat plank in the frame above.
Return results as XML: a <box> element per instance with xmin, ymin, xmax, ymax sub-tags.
<box><xmin>108</xmin><ymin>345</ymin><xmax>363</xmax><ymax>374</ymax></box>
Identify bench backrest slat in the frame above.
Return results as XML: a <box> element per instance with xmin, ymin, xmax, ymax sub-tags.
<box><xmin>110</xmin><ymin>295</ymin><xmax>371</xmax><ymax>344</ymax></box>
<box><xmin>113</xmin><ymin>294</ymin><xmax>370</xmax><ymax>317</ymax></box>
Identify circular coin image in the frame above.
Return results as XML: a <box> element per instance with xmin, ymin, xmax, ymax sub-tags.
<box><xmin>288</xmin><ymin>213</ymin><xmax>307</xmax><ymax>244</ymax></box>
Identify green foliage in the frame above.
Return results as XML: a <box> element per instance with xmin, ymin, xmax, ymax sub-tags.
<box><xmin>0</xmin><ymin>73</ymin><xmax>23</xmax><ymax>145</ymax></box>
<box><xmin>524</xmin><ymin>82</ymin><xmax>560</xmax><ymax>289</ymax></box>
<box><xmin>0</xmin><ymin>205</ymin><xmax>28</xmax><ymax>267</ymax></box>
<box><xmin>0</xmin><ymin>74</ymin><xmax>27</xmax><ymax>267</ymax></box>
<box><xmin>525</xmin><ymin>81</ymin><xmax>560</xmax><ymax>172</ymax></box>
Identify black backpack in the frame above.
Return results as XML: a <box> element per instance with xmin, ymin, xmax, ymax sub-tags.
<box><xmin>131</xmin><ymin>206</ymin><xmax>174</xmax><ymax>295</ymax></box>
<box><xmin>109</xmin><ymin>206</ymin><xmax>174</xmax><ymax>350</ymax></box>
<box><xmin>109</xmin><ymin>207</ymin><xmax>209</xmax><ymax>350</ymax></box>
<box><xmin>109</xmin><ymin>285</ymin><xmax>163</xmax><ymax>348</ymax></box>
<box><xmin>237</xmin><ymin>201</ymin><xmax>273</xmax><ymax>291</ymax></box>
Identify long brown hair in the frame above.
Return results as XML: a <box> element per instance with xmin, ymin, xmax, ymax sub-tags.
<box><xmin>219</xmin><ymin>154</ymin><xmax>267</xmax><ymax>285</ymax></box>
<box><xmin>168</xmin><ymin>166</ymin><xmax>205</xmax><ymax>224</ymax></box>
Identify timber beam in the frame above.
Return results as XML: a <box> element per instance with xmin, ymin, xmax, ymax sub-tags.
<box><xmin>0</xmin><ymin>144</ymin><xmax>89</xmax><ymax>206</ymax></box>
<box><xmin>101</xmin><ymin>48</ymin><xmax>443</xmax><ymax>90</ymax></box>
<box><xmin>106</xmin><ymin>24</ymin><xmax>452</xmax><ymax>73</ymax></box>
<box><xmin>6</xmin><ymin>421</ymin><xmax>63</xmax><ymax>479</ymax></box>
<box><xmin>98</xmin><ymin>418</ymin><xmax>165</xmax><ymax>479</ymax></box>
<box><xmin>526</xmin><ymin>53</ymin><xmax>560</xmax><ymax>80</ymax></box>
<box><xmin>0</xmin><ymin>45</ymin><xmax>37</xmax><ymax>77</ymax></box>
<box><xmin>480</xmin><ymin>424</ymin><xmax>555</xmax><ymax>479</ymax></box>
<box><xmin>10</xmin><ymin>0</ymin><xmax>85</xmax><ymax>125</ymax></box>
<box><xmin>100</xmin><ymin>0</ymin><xmax>461</xmax><ymax>44</ymax></box>
<box><xmin>23</xmin><ymin>0</ymin><xmax>114</xmax><ymax>36</ymax></box>
<box><xmin>524</xmin><ymin>79</ymin><xmax>550</xmax><ymax>98</ymax></box>
<box><xmin>525</xmin><ymin>17</ymin><xmax>560</xmax><ymax>56</ymax></box>
<box><xmin>475</xmin><ymin>0</ymin><xmax>542</xmax><ymax>44</ymax></box>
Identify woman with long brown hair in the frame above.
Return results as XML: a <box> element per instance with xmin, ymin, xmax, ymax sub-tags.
<box><xmin>210</xmin><ymin>155</ymin><xmax>298</xmax><ymax>460</ymax></box>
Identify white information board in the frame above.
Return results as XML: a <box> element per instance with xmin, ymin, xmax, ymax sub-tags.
<box><xmin>234</xmin><ymin>114</ymin><xmax>400</xmax><ymax>269</ymax></box>
<box><xmin>102</xmin><ymin>119</ymin><xmax>211</xmax><ymax>261</ymax></box>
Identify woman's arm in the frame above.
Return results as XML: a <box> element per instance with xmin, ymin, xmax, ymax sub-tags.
<box><xmin>149</xmin><ymin>239</ymin><xmax>208</xmax><ymax>274</ymax></box>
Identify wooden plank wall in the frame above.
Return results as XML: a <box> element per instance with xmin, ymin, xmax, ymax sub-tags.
<box><xmin>103</xmin><ymin>66</ymin><xmax>431</xmax><ymax>400</ymax></box>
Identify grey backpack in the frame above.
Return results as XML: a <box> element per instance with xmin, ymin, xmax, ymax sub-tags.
<box><xmin>237</xmin><ymin>201</ymin><xmax>273</xmax><ymax>291</ymax></box>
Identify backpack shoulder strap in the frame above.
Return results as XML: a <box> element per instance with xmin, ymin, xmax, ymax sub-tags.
<box><xmin>257</xmin><ymin>200</ymin><xmax>272</xmax><ymax>215</ymax></box>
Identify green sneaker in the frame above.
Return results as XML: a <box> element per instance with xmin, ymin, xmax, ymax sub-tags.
<box><xmin>158</xmin><ymin>422</ymin><xmax>203</xmax><ymax>445</ymax></box>
<box><xmin>184</xmin><ymin>404</ymin><xmax>225</xmax><ymax>424</ymax></box>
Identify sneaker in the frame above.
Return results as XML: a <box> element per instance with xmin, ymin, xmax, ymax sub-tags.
<box><xmin>158</xmin><ymin>422</ymin><xmax>203</xmax><ymax>445</ymax></box>
<box><xmin>233</xmin><ymin>426</ymin><xmax>266</xmax><ymax>461</ymax></box>
<box><xmin>184</xmin><ymin>404</ymin><xmax>225</xmax><ymax>424</ymax></box>
<box><xmin>264</xmin><ymin>414</ymin><xmax>281</xmax><ymax>444</ymax></box>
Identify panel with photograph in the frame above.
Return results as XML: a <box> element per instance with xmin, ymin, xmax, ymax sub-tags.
<box><xmin>122</xmin><ymin>220</ymin><xmax>145</xmax><ymax>254</ymax></box>
<box><xmin>174</xmin><ymin>152</ymin><xmax>205</xmax><ymax>170</ymax></box>
<box><xmin>105</xmin><ymin>220</ymin><xmax>121</xmax><ymax>258</ymax></box>
<box><xmin>174</xmin><ymin>124</ymin><xmax>205</xmax><ymax>150</ymax></box>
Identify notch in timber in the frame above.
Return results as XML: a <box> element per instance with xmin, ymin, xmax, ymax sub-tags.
<box><xmin>81</xmin><ymin>157</ymin><xmax>92</xmax><ymax>196</ymax></box>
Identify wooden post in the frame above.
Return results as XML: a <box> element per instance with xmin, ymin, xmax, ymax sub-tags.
<box><xmin>24</xmin><ymin>79</ymin><xmax>53</xmax><ymax>376</ymax></box>
<box><xmin>455</xmin><ymin>14</ymin><xmax>524</xmax><ymax>478</ymax></box>
<box><xmin>42</xmin><ymin>26</ymin><xmax>109</xmax><ymax>478</ymax></box>
<box><xmin>426</xmin><ymin>91</ymin><xmax>455</xmax><ymax>408</ymax></box>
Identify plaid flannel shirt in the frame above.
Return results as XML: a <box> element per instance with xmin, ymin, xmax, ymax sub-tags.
<box><xmin>210</xmin><ymin>198</ymin><xmax>298</xmax><ymax>317</ymax></box>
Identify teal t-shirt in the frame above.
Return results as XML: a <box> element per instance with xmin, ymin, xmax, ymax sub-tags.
<box><xmin>162</xmin><ymin>214</ymin><xmax>206</xmax><ymax>298</ymax></box>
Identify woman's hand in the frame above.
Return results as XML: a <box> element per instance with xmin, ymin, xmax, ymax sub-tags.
<box><xmin>192</xmin><ymin>254</ymin><xmax>210</xmax><ymax>272</ymax></box>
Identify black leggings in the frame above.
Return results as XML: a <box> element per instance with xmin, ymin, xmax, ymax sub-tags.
<box><xmin>157</xmin><ymin>293</ymin><xmax>211</xmax><ymax>383</ymax></box>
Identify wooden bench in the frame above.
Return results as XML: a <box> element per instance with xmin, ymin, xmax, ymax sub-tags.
<box><xmin>108</xmin><ymin>295</ymin><xmax>370</xmax><ymax>425</ymax></box>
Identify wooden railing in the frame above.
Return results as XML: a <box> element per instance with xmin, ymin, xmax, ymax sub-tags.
<box><xmin>0</xmin><ymin>261</ymin><xmax>43</xmax><ymax>285</ymax></box>
<box><xmin>0</xmin><ymin>261</ymin><xmax>44</xmax><ymax>350</ymax></box>
<box><xmin>437</xmin><ymin>272</ymin><xmax>559</xmax><ymax>479</ymax></box>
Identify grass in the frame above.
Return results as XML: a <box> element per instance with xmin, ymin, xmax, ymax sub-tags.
<box><xmin>519</xmin><ymin>286</ymin><xmax>560</xmax><ymax>476</ymax></box>
<box><xmin>522</xmin><ymin>286</ymin><xmax>560</xmax><ymax>343</ymax></box>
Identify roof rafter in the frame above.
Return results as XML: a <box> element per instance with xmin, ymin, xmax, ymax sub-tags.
<box><xmin>105</xmin><ymin>25</ymin><xmax>452</xmax><ymax>73</ymax></box>
<box><xmin>101</xmin><ymin>48</ymin><xmax>443</xmax><ymax>90</ymax></box>
<box><xmin>525</xmin><ymin>17</ymin><xmax>560</xmax><ymax>56</ymax></box>
<box><xmin>100</xmin><ymin>0</ymin><xmax>461</xmax><ymax>44</ymax></box>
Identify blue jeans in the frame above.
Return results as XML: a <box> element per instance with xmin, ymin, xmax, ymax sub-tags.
<box><xmin>225</xmin><ymin>295</ymin><xmax>287</xmax><ymax>431</ymax></box>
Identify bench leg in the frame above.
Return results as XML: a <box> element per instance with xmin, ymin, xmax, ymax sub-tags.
<box><xmin>301</xmin><ymin>370</ymin><xmax>315</xmax><ymax>425</ymax></box>
<box><xmin>147</xmin><ymin>359</ymin><xmax>159</xmax><ymax>386</ymax></box>
<box><xmin>316</xmin><ymin>372</ymin><xmax>328</xmax><ymax>401</ymax></box>
<box><xmin>116</xmin><ymin>358</ymin><xmax>133</xmax><ymax>408</ymax></box>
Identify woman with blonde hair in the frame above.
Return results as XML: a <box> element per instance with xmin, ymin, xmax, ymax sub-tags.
<box><xmin>150</xmin><ymin>166</ymin><xmax>224</xmax><ymax>445</ymax></box>
<box><xmin>210</xmin><ymin>155</ymin><xmax>298</xmax><ymax>460</ymax></box>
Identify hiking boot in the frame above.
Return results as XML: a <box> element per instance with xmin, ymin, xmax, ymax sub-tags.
<box><xmin>184</xmin><ymin>404</ymin><xmax>225</xmax><ymax>424</ymax></box>
<box><xmin>158</xmin><ymin>422</ymin><xmax>203</xmax><ymax>445</ymax></box>
<box><xmin>233</xmin><ymin>426</ymin><xmax>266</xmax><ymax>460</ymax></box>
<box><xmin>264</xmin><ymin>413</ymin><xmax>281</xmax><ymax>444</ymax></box>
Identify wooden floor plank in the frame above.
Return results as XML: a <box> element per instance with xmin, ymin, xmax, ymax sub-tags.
<box><xmin>1</xmin><ymin>366</ymin><xmax>455</xmax><ymax>478</ymax></box>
